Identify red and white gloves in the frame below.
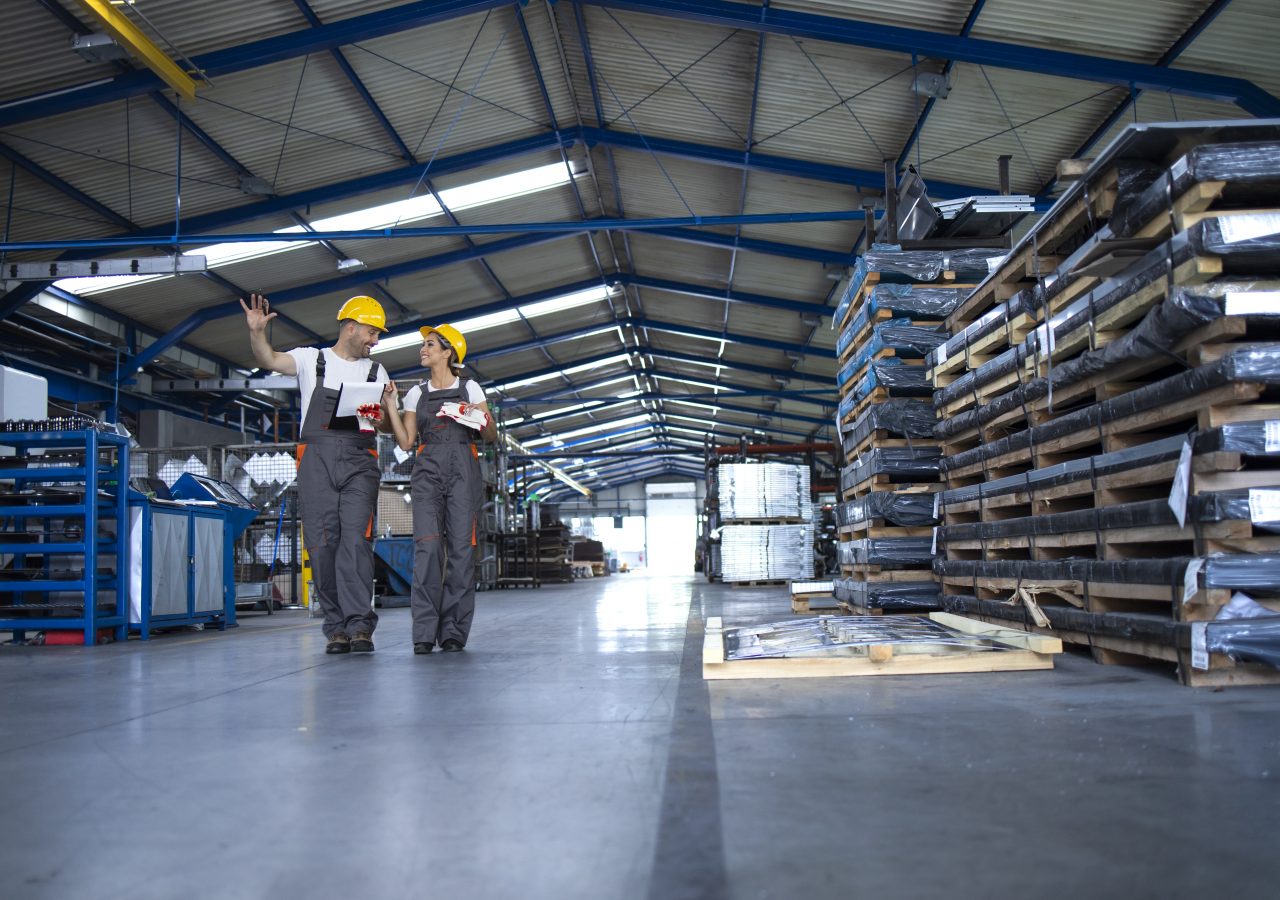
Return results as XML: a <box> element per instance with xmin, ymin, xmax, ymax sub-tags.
<box><xmin>436</xmin><ymin>400</ymin><xmax>491</xmax><ymax>431</ymax></box>
<box><xmin>356</xmin><ymin>402</ymin><xmax>383</xmax><ymax>433</ymax></box>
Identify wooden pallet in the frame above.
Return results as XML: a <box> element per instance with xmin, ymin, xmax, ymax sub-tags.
<box><xmin>941</xmin><ymin>518</ymin><xmax>1270</xmax><ymax>562</ymax></box>
<box><xmin>702</xmin><ymin>612</ymin><xmax>1061</xmax><ymax>679</ymax></box>
<box><xmin>728</xmin><ymin>579</ymin><xmax>788</xmax><ymax>588</ymax></box>
<box><xmin>791</xmin><ymin>593</ymin><xmax>839</xmax><ymax>614</ymax></box>
<box><xmin>841</xmin><ymin>474</ymin><xmax>941</xmax><ymax>502</ymax></box>
<box><xmin>837</xmin><ymin>353</ymin><xmax>926</xmax><ymax>401</ymax></box>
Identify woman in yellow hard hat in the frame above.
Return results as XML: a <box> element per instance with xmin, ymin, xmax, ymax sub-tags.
<box><xmin>384</xmin><ymin>323</ymin><xmax>496</xmax><ymax>654</ymax></box>
<box><xmin>242</xmin><ymin>292</ymin><xmax>391</xmax><ymax>655</ymax></box>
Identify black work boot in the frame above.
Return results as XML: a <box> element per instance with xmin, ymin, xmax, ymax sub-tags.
<box><xmin>441</xmin><ymin>638</ymin><xmax>464</xmax><ymax>653</ymax></box>
<box><xmin>350</xmin><ymin>631</ymin><xmax>375</xmax><ymax>653</ymax></box>
<box><xmin>414</xmin><ymin>642</ymin><xmax>434</xmax><ymax>654</ymax></box>
<box><xmin>326</xmin><ymin>633</ymin><xmax>351</xmax><ymax>654</ymax></box>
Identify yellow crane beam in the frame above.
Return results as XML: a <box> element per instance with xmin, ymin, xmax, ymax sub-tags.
<box><xmin>71</xmin><ymin>0</ymin><xmax>200</xmax><ymax>100</ymax></box>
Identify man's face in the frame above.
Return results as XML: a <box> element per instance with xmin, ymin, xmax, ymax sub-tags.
<box><xmin>345</xmin><ymin>323</ymin><xmax>381</xmax><ymax>357</ymax></box>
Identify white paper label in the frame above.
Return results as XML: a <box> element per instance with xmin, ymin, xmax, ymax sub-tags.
<box><xmin>1224</xmin><ymin>291</ymin><xmax>1280</xmax><ymax>316</ymax></box>
<box><xmin>1266</xmin><ymin>420</ymin><xmax>1280</xmax><ymax>452</ymax></box>
<box><xmin>1182</xmin><ymin>557</ymin><xmax>1204</xmax><ymax>606</ymax></box>
<box><xmin>1248</xmin><ymin>489</ymin><xmax>1280</xmax><ymax>525</ymax></box>
<box><xmin>1190</xmin><ymin>622</ymin><xmax>1209</xmax><ymax>671</ymax></box>
<box><xmin>1167</xmin><ymin>440</ymin><xmax>1192</xmax><ymax>528</ymax></box>
<box><xmin>931</xmin><ymin>526</ymin><xmax>939</xmax><ymax>555</ymax></box>
<box><xmin>1218</xmin><ymin>213</ymin><xmax>1280</xmax><ymax>244</ymax></box>
<box><xmin>933</xmin><ymin>492</ymin><xmax>941</xmax><ymax>519</ymax></box>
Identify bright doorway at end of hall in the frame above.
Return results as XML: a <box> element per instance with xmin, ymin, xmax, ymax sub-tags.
<box><xmin>644</xmin><ymin>481</ymin><xmax>697</xmax><ymax>575</ymax></box>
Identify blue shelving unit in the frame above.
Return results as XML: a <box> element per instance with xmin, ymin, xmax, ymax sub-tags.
<box><xmin>0</xmin><ymin>429</ymin><xmax>130</xmax><ymax>645</ymax></box>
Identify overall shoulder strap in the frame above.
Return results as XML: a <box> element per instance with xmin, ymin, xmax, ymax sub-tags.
<box><xmin>315</xmin><ymin>349</ymin><xmax>326</xmax><ymax>379</ymax></box>
<box><xmin>366</xmin><ymin>360</ymin><xmax>381</xmax><ymax>382</ymax></box>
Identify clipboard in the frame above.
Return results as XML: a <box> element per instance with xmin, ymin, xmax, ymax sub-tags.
<box><xmin>329</xmin><ymin>381</ymin><xmax>385</xmax><ymax>430</ymax></box>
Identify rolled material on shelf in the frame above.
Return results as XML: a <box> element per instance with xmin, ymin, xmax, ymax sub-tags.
<box><xmin>833</xmin><ymin>577</ymin><xmax>941</xmax><ymax>611</ymax></box>
<box><xmin>943</xmin><ymin>347</ymin><xmax>1280</xmax><ymax>474</ymax></box>
<box><xmin>721</xmin><ymin>524</ymin><xmax>815</xmax><ymax>581</ymax></box>
<box><xmin>840</xmin><ymin>492</ymin><xmax>938</xmax><ymax>528</ymax></box>
<box><xmin>718</xmin><ymin>462</ymin><xmax>812</xmax><ymax>520</ymax></box>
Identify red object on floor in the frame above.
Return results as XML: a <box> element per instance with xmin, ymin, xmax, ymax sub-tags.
<box><xmin>43</xmin><ymin>629</ymin><xmax>114</xmax><ymax>646</ymax></box>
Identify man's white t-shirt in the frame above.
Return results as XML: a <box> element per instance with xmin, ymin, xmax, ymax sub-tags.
<box><xmin>286</xmin><ymin>347</ymin><xmax>389</xmax><ymax>424</ymax></box>
<box><xmin>402</xmin><ymin>375</ymin><xmax>485</xmax><ymax>413</ymax></box>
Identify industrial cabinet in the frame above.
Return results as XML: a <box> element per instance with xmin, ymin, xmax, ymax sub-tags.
<box><xmin>0</xmin><ymin>427</ymin><xmax>130</xmax><ymax>645</ymax></box>
<box><xmin>128</xmin><ymin>498</ymin><xmax>233</xmax><ymax>638</ymax></box>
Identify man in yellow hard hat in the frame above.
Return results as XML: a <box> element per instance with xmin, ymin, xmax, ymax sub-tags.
<box><xmin>384</xmin><ymin>323</ymin><xmax>496</xmax><ymax>654</ymax></box>
<box><xmin>241</xmin><ymin>292</ymin><xmax>390</xmax><ymax>654</ymax></box>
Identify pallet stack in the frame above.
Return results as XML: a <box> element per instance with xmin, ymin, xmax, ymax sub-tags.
<box><xmin>927</xmin><ymin>120</ymin><xmax>1280</xmax><ymax>686</ymax></box>
<box><xmin>717</xmin><ymin>462</ymin><xmax>814</xmax><ymax>585</ymax></box>
<box><xmin>830</xmin><ymin>248</ymin><xmax>994</xmax><ymax>614</ymax></box>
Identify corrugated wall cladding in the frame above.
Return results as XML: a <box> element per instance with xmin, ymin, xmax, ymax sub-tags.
<box><xmin>777</xmin><ymin>0</ymin><xmax>976</xmax><ymax>33</ymax></box>
<box><xmin>0</xmin><ymin>8</ymin><xmax>116</xmax><ymax>101</ymax></box>
<box><xmin>606</xmin><ymin>150</ymin><xmax>748</xmax><ymax>218</ymax></box>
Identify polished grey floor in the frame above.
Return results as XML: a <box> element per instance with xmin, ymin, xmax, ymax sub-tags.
<box><xmin>1</xmin><ymin>574</ymin><xmax>1277</xmax><ymax>899</ymax></box>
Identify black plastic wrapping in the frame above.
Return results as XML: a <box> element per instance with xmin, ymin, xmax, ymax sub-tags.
<box><xmin>840</xmin><ymin>492</ymin><xmax>938</xmax><ymax>528</ymax></box>
<box><xmin>864</xmin><ymin>244</ymin><xmax>1002</xmax><ymax>283</ymax></box>
<box><xmin>838</xmin><ymin>363</ymin><xmax>934</xmax><ymax>420</ymax></box>
<box><xmin>839</xmin><ymin>398</ymin><xmax>936</xmax><ymax>456</ymax></box>
<box><xmin>939</xmin><ymin>426</ymin><xmax>1280</xmax><ymax>507</ymax></box>
<box><xmin>838</xmin><ymin>285</ymin><xmax>968</xmax><ymax>355</ymax></box>
<box><xmin>1206</xmin><ymin>616</ymin><xmax>1280</xmax><ymax>670</ymax></box>
<box><xmin>833</xmin><ymin>577</ymin><xmax>941</xmax><ymax>610</ymax></box>
<box><xmin>842</xmin><ymin>447</ymin><xmax>942</xmax><ymax>491</ymax></box>
<box><xmin>941</xmin><ymin>594</ymin><xmax>1183</xmax><ymax>646</ymax></box>
<box><xmin>943</xmin><ymin>348</ymin><xmax>1280</xmax><ymax>474</ymax></box>
<box><xmin>936</xmin><ymin>557</ymin><xmax>1189</xmax><ymax>586</ymax></box>
<box><xmin>1204</xmin><ymin>554</ymin><xmax>1280</xmax><ymax>595</ymax></box>
<box><xmin>846</xmin><ymin>537</ymin><xmax>935</xmax><ymax>568</ymax></box>
<box><xmin>935</xmin><ymin>289</ymin><xmax>1227</xmax><ymax>439</ymax></box>
<box><xmin>1111</xmin><ymin>142</ymin><xmax>1280</xmax><ymax>239</ymax></box>
<box><xmin>838</xmin><ymin>324</ymin><xmax>949</xmax><ymax>384</ymax></box>
<box><xmin>939</xmin><ymin>489</ymin><xmax>1277</xmax><ymax>544</ymax></box>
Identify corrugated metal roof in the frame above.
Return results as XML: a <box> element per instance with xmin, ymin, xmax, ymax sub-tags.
<box><xmin>4</xmin><ymin>0</ymin><xmax>1276</xmax><ymax>470</ymax></box>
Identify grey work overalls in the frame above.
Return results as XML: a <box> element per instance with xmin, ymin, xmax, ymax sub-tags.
<box><xmin>297</xmin><ymin>351</ymin><xmax>382</xmax><ymax>639</ymax></box>
<box><xmin>410</xmin><ymin>376</ymin><xmax>483</xmax><ymax>646</ymax></box>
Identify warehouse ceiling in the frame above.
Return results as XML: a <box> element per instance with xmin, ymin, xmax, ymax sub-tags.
<box><xmin>0</xmin><ymin>0</ymin><xmax>1277</xmax><ymax>496</ymax></box>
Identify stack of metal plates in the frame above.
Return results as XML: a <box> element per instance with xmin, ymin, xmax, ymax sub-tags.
<box><xmin>718</xmin><ymin>463</ymin><xmax>812</xmax><ymax>520</ymax></box>
<box><xmin>720</xmin><ymin>524</ymin><xmax>815</xmax><ymax>582</ymax></box>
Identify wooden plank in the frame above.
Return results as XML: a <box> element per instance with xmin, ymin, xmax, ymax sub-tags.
<box><xmin>929</xmin><ymin>611</ymin><xmax>1063</xmax><ymax>653</ymax></box>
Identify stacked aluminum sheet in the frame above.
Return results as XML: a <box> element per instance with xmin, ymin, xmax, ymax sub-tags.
<box><xmin>718</xmin><ymin>463</ymin><xmax>813</xmax><ymax>520</ymax></box>
<box><xmin>720</xmin><ymin>524</ymin><xmax>815</xmax><ymax>581</ymax></box>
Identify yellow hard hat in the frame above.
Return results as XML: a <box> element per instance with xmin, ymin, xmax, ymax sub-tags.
<box><xmin>419</xmin><ymin>323</ymin><xmax>467</xmax><ymax>365</ymax></box>
<box><xmin>336</xmin><ymin>295</ymin><xmax>387</xmax><ymax>332</ymax></box>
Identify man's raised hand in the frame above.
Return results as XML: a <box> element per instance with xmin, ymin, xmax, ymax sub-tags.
<box><xmin>240</xmin><ymin>292</ymin><xmax>277</xmax><ymax>333</ymax></box>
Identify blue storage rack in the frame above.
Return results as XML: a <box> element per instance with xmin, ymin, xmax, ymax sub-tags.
<box><xmin>0</xmin><ymin>429</ymin><xmax>130</xmax><ymax>645</ymax></box>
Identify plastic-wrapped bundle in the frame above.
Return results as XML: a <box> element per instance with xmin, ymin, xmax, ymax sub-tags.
<box><xmin>1111</xmin><ymin>141</ymin><xmax>1280</xmax><ymax>238</ymax></box>
<box><xmin>720</xmin><ymin>524</ymin><xmax>814</xmax><ymax>581</ymax></box>
<box><xmin>1206</xmin><ymin>615</ymin><xmax>1280</xmax><ymax>671</ymax></box>
<box><xmin>718</xmin><ymin>462</ymin><xmax>811</xmax><ymax>519</ymax></box>
<box><xmin>839</xmin><ymin>398</ymin><xmax>936</xmax><ymax>457</ymax></box>
<box><xmin>927</xmin><ymin>286</ymin><xmax>1043</xmax><ymax>373</ymax></box>
<box><xmin>833</xmin><ymin>577</ymin><xmax>941</xmax><ymax>610</ymax></box>
<box><xmin>939</xmin><ymin>427</ymin><xmax>1280</xmax><ymax>508</ymax></box>
<box><xmin>838</xmin><ymin>323</ymin><xmax>949</xmax><ymax>386</ymax></box>
<box><xmin>838</xmin><ymin>285</ymin><xmax>967</xmax><ymax>355</ymax></box>
<box><xmin>935</xmin><ymin>289</ymin><xmax>1227</xmax><ymax>439</ymax></box>
<box><xmin>1205</xmin><ymin>554</ymin><xmax>1280</xmax><ymax>596</ymax></box>
<box><xmin>848</xmin><ymin>537</ymin><xmax>934</xmax><ymax>568</ymax></box>
<box><xmin>936</xmin><ymin>557</ymin><xmax>1188</xmax><ymax>585</ymax></box>
<box><xmin>864</xmin><ymin>244</ymin><xmax>1002</xmax><ymax>283</ymax></box>
<box><xmin>840</xmin><ymin>492</ymin><xmax>937</xmax><ymax>528</ymax></box>
<box><xmin>842</xmin><ymin>447</ymin><xmax>941</xmax><ymax>492</ymax></box>
<box><xmin>943</xmin><ymin>347</ymin><xmax>1280</xmax><ymax>474</ymax></box>
<box><xmin>938</xmin><ymin>489</ymin><xmax>1280</xmax><ymax>544</ymax></box>
<box><xmin>844</xmin><ymin>360</ymin><xmax>934</xmax><ymax>408</ymax></box>
<box><xmin>941</xmin><ymin>595</ymin><xmax>1183</xmax><ymax>645</ymax></box>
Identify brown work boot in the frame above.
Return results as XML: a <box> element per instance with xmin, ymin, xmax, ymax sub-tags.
<box><xmin>325</xmin><ymin>633</ymin><xmax>351</xmax><ymax>654</ymax></box>
<box><xmin>350</xmin><ymin>631</ymin><xmax>375</xmax><ymax>653</ymax></box>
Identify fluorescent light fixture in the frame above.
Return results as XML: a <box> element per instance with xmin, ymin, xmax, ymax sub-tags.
<box><xmin>492</xmin><ymin>353</ymin><xmax>631</xmax><ymax>393</ymax></box>
<box><xmin>654</xmin><ymin>373</ymin><xmax>723</xmax><ymax>392</ymax></box>
<box><xmin>523</xmin><ymin>413</ymin><xmax>653</xmax><ymax>447</ymax></box>
<box><xmin>667</xmin><ymin>399</ymin><xmax>721</xmax><ymax>414</ymax></box>
<box><xmin>55</xmin><ymin>161</ymin><xmax>574</xmax><ymax>297</ymax></box>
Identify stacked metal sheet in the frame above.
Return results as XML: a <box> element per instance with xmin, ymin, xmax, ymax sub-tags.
<box><xmin>719</xmin><ymin>524</ymin><xmax>815</xmax><ymax>582</ymax></box>
<box><xmin>717</xmin><ymin>463</ymin><xmax>812</xmax><ymax>520</ymax></box>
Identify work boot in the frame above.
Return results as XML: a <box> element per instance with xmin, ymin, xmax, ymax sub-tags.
<box><xmin>325</xmin><ymin>633</ymin><xmax>351</xmax><ymax>654</ymax></box>
<box><xmin>350</xmin><ymin>631</ymin><xmax>375</xmax><ymax>653</ymax></box>
<box><xmin>414</xmin><ymin>642</ymin><xmax>434</xmax><ymax>654</ymax></box>
<box><xmin>441</xmin><ymin>638</ymin><xmax>464</xmax><ymax>653</ymax></box>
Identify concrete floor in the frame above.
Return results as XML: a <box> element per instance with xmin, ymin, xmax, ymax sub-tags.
<box><xmin>1</xmin><ymin>574</ymin><xmax>1277</xmax><ymax>899</ymax></box>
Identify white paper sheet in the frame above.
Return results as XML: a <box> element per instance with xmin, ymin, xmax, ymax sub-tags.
<box><xmin>335</xmin><ymin>381</ymin><xmax>385</xmax><ymax>417</ymax></box>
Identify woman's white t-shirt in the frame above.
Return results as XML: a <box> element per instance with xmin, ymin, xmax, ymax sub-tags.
<box><xmin>402</xmin><ymin>376</ymin><xmax>485</xmax><ymax>412</ymax></box>
<box><xmin>285</xmin><ymin>347</ymin><xmax>389</xmax><ymax>423</ymax></box>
